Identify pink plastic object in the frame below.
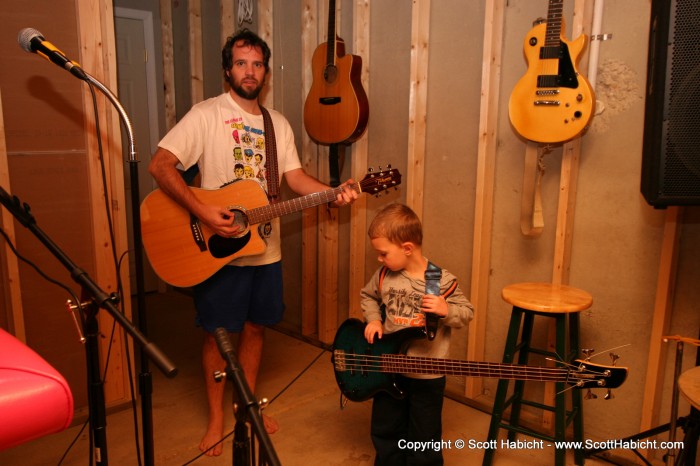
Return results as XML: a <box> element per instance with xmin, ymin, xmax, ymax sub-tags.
<box><xmin>0</xmin><ymin>328</ymin><xmax>74</xmax><ymax>451</ymax></box>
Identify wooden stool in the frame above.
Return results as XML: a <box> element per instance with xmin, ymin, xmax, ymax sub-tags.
<box><xmin>483</xmin><ymin>282</ymin><xmax>593</xmax><ymax>466</ymax></box>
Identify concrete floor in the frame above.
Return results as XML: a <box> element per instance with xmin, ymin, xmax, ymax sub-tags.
<box><xmin>0</xmin><ymin>291</ymin><xmax>655</xmax><ymax>465</ymax></box>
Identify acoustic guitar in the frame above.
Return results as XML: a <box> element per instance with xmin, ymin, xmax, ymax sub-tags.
<box><xmin>140</xmin><ymin>167</ymin><xmax>400</xmax><ymax>288</ymax></box>
<box><xmin>332</xmin><ymin>319</ymin><xmax>627</xmax><ymax>402</ymax></box>
<box><xmin>509</xmin><ymin>0</ymin><xmax>595</xmax><ymax>143</ymax></box>
<box><xmin>303</xmin><ymin>0</ymin><xmax>369</xmax><ymax>145</ymax></box>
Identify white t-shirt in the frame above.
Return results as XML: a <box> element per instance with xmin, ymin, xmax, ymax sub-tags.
<box><xmin>158</xmin><ymin>92</ymin><xmax>302</xmax><ymax>266</ymax></box>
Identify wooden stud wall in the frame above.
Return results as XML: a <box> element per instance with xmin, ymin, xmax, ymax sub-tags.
<box><xmin>465</xmin><ymin>0</ymin><xmax>504</xmax><ymax>399</ymax></box>
<box><xmin>189</xmin><ymin>0</ymin><xmax>204</xmax><ymax>105</ymax></box>
<box><xmin>0</xmin><ymin>90</ymin><xmax>24</xmax><ymax>340</ymax></box>
<box><xmin>347</xmin><ymin>0</ymin><xmax>370</xmax><ymax>319</ymax></box>
<box><xmin>76</xmin><ymin>0</ymin><xmax>132</xmax><ymax>405</ymax></box>
<box><xmin>301</xmin><ymin>0</ymin><xmax>320</xmax><ymax>336</ymax></box>
<box><xmin>405</xmin><ymin>0</ymin><xmax>430</xmax><ymax>218</ymax></box>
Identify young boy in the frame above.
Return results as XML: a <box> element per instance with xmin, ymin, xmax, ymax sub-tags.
<box><xmin>361</xmin><ymin>203</ymin><xmax>474</xmax><ymax>466</ymax></box>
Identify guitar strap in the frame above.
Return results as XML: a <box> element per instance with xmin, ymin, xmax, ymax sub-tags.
<box><xmin>520</xmin><ymin>142</ymin><xmax>546</xmax><ymax>237</ymax></box>
<box><xmin>424</xmin><ymin>262</ymin><xmax>442</xmax><ymax>341</ymax></box>
<box><xmin>260</xmin><ymin>105</ymin><xmax>279</xmax><ymax>203</ymax></box>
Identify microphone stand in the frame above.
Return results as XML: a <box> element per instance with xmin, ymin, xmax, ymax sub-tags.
<box><xmin>0</xmin><ymin>187</ymin><xmax>177</xmax><ymax>466</ymax></box>
<box><xmin>82</xmin><ymin>72</ymin><xmax>159</xmax><ymax>466</ymax></box>
<box><xmin>213</xmin><ymin>328</ymin><xmax>280</xmax><ymax>466</ymax></box>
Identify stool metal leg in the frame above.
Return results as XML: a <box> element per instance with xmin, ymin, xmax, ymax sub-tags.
<box><xmin>483</xmin><ymin>308</ymin><xmax>524</xmax><ymax>466</ymax></box>
<box><xmin>570</xmin><ymin>313</ymin><xmax>584</xmax><ymax>465</ymax></box>
<box><xmin>508</xmin><ymin>310</ymin><xmax>534</xmax><ymax>441</ymax></box>
<box><xmin>553</xmin><ymin>314</ymin><xmax>567</xmax><ymax>466</ymax></box>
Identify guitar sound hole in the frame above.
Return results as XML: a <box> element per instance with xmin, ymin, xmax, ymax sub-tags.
<box><xmin>324</xmin><ymin>65</ymin><xmax>338</xmax><ymax>84</ymax></box>
<box><xmin>229</xmin><ymin>208</ymin><xmax>250</xmax><ymax>238</ymax></box>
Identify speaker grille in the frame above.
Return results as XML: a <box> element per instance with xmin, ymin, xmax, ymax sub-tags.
<box><xmin>665</xmin><ymin>1</ymin><xmax>700</xmax><ymax>197</ymax></box>
<box><xmin>642</xmin><ymin>0</ymin><xmax>700</xmax><ymax>206</ymax></box>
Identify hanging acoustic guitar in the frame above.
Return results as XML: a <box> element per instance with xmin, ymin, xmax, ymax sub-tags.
<box><xmin>303</xmin><ymin>0</ymin><xmax>369</xmax><ymax>145</ymax></box>
<box><xmin>509</xmin><ymin>0</ymin><xmax>595</xmax><ymax>143</ymax></box>
<box><xmin>332</xmin><ymin>319</ymin><xmax>627</xmax><ymax>402</ymax></box>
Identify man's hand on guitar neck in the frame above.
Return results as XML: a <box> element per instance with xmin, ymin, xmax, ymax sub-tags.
<box><xmin>332</xmin><ymin>178</ymin><xmax>358</xmax><ymax>208</ymax></box>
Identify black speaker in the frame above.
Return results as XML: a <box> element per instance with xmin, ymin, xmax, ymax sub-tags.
<box><xmin>641</xmin><ymin>0</ymin><xmax>700</xmax><ymax>207</ymax></box>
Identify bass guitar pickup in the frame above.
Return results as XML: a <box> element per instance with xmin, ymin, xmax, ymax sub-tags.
<box><xmin>319</xmin><ymin>96</ymin><xmax>341</xmax><ymax>105</ymax></box>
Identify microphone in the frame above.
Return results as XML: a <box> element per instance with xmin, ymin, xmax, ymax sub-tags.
<box><xmin>17</xmin><ymin>28</ymin><xmax>88</xmax><ymax>80</ymax></box>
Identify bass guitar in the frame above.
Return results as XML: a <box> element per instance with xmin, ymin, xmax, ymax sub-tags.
<box><xmin>508</xmin><ymin>0</ymin><xmax>595</xmax><ymax>143</ymax></box>
<box><xmin>140</xmin><ymin>167</ymin><xmax>400</xmax><ymax>287</ymax></box>
<box><xmin>303</xmin><ymin>0</ymin><xmax>369</xmax><ymax>145</ymax></box>
<box><xmin>332</xmin><ymin>318</ymin><xmax>627</xmax><ymax>402</ymax></box>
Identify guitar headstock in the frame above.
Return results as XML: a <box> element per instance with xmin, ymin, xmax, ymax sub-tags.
<box><xmin>359</xmin><ymin>165</ymin><xmax>402</xmax><ymax>196</ymax></box>
<box><xmin>567</xmin><ymin>359</ymin><xmax>628</xmax><ymax>390</ymax></box>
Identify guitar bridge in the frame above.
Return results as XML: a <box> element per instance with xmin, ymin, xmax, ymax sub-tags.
<box><xmin>319</xmin><ymin>96</ymin><xmax>341</xmax><ymax>105</ymax></box>
<box><xmin>190</xmin><ymin>214</ymin><xmax>207</xmax><ymax>252</ymax></box>
<box><xmin>333</xmin><ymin>350</ymin><xmax>346</xmax><ymax>372</ymax></box>
<box><xmin>536</xmin><ymin>89</ymin><xmax>560</xmax><ymax>96</ymax></box>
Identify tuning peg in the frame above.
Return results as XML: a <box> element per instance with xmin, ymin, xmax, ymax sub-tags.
<box><xmin>582</xmin><ymin>348</ymin><xmax>595</xmax><ymax>361</ymax></box>
<box><xmin>584</xmin><ymin>389</ymin><xmax>598</xmax><ymax>400</ymax></box>
<box><xmin>604</xmin><ymin>388</ymin><xmax>614</xmax><ymax>400</ymax></box>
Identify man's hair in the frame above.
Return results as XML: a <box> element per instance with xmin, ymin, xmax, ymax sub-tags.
<box><xmin>368</xmin><ymin>203</ymin><xmax>423</xmax><ymax>246</ymax></box>
<box><xmin>222</xmin><ymin>28</ymin><xmax>271</xmax><ymax>86</ymax></box>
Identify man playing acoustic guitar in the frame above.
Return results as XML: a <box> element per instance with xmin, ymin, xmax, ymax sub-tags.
<box><xmin>148</xmin><ymin>29</ymin><xmax>357</xmax><ymax>457</ymax></box>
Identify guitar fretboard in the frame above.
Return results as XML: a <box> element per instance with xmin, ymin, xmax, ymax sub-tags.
<box><xmin>544</xmin><ymin>0</ymin><xmax>564</xmax><ymax>47</ymax></box>
<box><xmin>326</xmin><ymin>0</ymin><xmax>337</xmax><ymax>65</ymax></box>
<box><xmin>246</xmin><ymin>183</ymin><xmax>359</xmax><ymax>225</ymax></box>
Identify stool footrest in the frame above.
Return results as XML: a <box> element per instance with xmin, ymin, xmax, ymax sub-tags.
<box><xmin>495</xmin><ymin>423</ymin><xmax>556</xmax><ymax>443</ymax></box>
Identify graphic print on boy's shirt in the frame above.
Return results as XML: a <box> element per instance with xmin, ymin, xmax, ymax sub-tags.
<box><xmin>384</xmin><ymin>285</ymin><xmax>426</xmax><ymax>327</ymax></box>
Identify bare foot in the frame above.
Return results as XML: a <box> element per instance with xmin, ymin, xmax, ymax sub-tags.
<box><xmin>263</xmin><ymin>414</ymin><xmax>279</xmax><ymax>434</ymax></box>
<box><xmin>199</xmin><ymin>418</ymin><xmax>224</xmax><ymax>456</ymax></box>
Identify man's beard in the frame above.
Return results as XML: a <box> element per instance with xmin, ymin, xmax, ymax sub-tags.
<box><xmin>232</xmin><ymin>79</ymin><xmax>264</xmax><ymax>100</ymax></box>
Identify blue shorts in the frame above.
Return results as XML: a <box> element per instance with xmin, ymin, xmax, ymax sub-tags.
<box><xmin>193</xmin><ymin>262</ymin><xmax>284</xmax><ymax>333</ymax></box>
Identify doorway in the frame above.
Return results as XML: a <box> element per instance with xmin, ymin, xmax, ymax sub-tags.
<box><xmin>114</xmin><ymin>8</ymin><xmax>160</xmax><ymax>293</ymax></box>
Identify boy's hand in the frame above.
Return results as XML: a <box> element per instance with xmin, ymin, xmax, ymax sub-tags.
<box><xmin>421</xmin><ymin>294</ymin><xmax>448</xmax><ymax>317</ymax></box>
<box><xmin>364</xmin><ymin>320</ymin><xmax>383</xmax><ymax>344</ymax></box>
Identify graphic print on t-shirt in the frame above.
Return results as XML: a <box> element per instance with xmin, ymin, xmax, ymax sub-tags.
<box><xmin>384</xmin><ymin>285</ymin><xmax>426</xmax><ymax>328</ymax></box>
<box><xmin>225</xmin><ymin>115</ymin><xmax>271</xmax><ymax>240</ymax></box>
<box><xmin>226</xmin><ymin>116</ymin><xmax>267</xmax><ymax>189</ymax></box>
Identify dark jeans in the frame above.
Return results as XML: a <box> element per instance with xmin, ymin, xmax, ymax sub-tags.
<box><xmin>371</xmin><ymin>376</ymin><xmax>446</xmax><ymax>466</ymax></box>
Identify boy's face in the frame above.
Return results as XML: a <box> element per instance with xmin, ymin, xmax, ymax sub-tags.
<box><xmin>371</xmin><ymin>237</ymin><xmax>410</xmax><ymax>272</ymax></box>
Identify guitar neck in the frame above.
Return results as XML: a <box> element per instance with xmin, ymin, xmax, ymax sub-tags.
<box><xmin>325</xmin><ymin>0</ymin><xmax>337</xmax><ymax>64</ymax></box>
<box><xmin>378</xmin><ymin>354</ymin><xmax>569</xmax><ymax>382</ymax></box>
<box><xmin>247</xmin><ymin>182</ymin><xmax>359</xmax><ymax>225</ymax></box>
<box><xmin>544</xmin><ymin>0</ymin><xmax>564</xmax><ymax>47</ymax></box>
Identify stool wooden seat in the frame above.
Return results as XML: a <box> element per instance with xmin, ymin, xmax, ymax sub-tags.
<box><xmin>483</xmin><ymin>282</ymin><xmax>592</xmax><ymax>466</ymax></box>
<box><xmin>679</xmin><ymin>366</ymin><xmax>700</xmax><ymax>410</ymax></box>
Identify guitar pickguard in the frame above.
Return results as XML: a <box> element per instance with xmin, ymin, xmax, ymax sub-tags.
<box><xmin>207</xmin><ymin>231</ymin><xmax>251</xmax><ymax>259</ymax></box>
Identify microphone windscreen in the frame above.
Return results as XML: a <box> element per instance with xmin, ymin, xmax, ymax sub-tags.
<box><xmin>18</xmin><ymin>28</ymin><xmax>44</xmax><ymax>53</ymax></box>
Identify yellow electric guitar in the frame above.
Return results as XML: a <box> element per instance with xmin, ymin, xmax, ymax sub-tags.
<box><xmin>509</xmin><ymin>0</ymin><xmax>595</xmax><ymax>143</ymax></box>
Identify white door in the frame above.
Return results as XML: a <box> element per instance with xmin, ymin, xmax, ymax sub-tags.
<box><xmin>115</xmin><ymin>13</ymin><xmax>160</xmax><ymax>293</ymax></box>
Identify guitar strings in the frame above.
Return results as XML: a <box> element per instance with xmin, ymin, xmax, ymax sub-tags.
<box><xmin>334</xmin><ymin>352</ymin><xmax>602</xmax><ymax>382</ymax></box>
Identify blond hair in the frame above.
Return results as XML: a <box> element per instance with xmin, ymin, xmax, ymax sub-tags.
<box><xmin>368</xmin><ymin>203</ymin><xmax>422</xmax><ymax>246</ymax></box>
